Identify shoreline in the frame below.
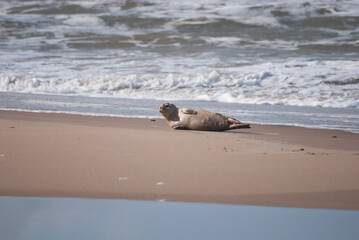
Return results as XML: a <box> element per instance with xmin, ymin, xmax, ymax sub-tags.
<box><xmin>1</xmin><ymin>110</ymin><xmax>359</xmax><ymax>210</ymax></box>
<box><xmin>2</xmin><ymin>107</ymin><xmax>358</xmax><ymax>135</ymax></box>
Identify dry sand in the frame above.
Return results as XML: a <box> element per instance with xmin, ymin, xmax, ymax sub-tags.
<box><xmin>0</xmin><ymin>110</ymin><xmax>358</xmax><ymax>210</ymax></box>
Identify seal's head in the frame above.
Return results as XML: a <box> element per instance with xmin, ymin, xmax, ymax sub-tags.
<box><xmin>159</xmin><ymin>102</ymin><xmax>177</xmax><ymax>118</ymax></box>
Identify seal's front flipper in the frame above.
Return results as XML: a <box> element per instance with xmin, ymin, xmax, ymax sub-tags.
<box><xmin>172</xmin><ymin>125</ymin><xmax>186</xmax><ymax>130</ymax></box>
<box><xmin>181</xmin><ymin>108</ymin><xmax>197</xmax><ymax>115</ymax></box>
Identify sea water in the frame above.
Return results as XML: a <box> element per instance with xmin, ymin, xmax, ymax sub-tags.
<box><xmin>1</xmin><ymin>0</ymin><xmax>359</xmax><ymax>132</ymax></box>
<box><xmin>1</xmin><ymin>197</ymin><xmax>359</xmax><ymax>240</ymax></box>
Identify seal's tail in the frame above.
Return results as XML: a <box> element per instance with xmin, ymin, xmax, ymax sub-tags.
<box><xmin>228</xmin><ymin>117</ymin><xmax>251</xmax><ymax>129</ymax></box>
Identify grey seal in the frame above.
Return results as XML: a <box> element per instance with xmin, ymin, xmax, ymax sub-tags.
<box><xmin>159</xmin><ymin>102</ymin><xmax>250</xmax><ymax>131</ymax></box>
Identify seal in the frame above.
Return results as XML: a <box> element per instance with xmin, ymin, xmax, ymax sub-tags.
<box><xmin>159</xmin><ymin>102</ymin><xmax>250</xmax><ymax>131</ymax></box>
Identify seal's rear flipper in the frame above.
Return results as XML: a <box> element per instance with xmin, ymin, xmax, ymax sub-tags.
<box><xmin>227</xmin><ymin>117</ymin><xmax>251</xmax><ymax>129</ymax></box>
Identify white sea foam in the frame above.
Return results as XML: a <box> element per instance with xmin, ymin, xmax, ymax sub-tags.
<box><xmin>1</xmin><ymin>59</ymin><xmax>358</xmax><ymax>108</ymax></box>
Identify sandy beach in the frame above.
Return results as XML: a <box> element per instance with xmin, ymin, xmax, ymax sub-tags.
<box><xmin>0</xmin><ymin>110</ymin><xmax>358</xmax><ymax>210</ymax></box>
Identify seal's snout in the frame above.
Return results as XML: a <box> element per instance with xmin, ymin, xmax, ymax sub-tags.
<box><xmin>159</xmin><ymin>102</ymin><xmax>172</xmax><ymax>114</ymax></box>
<box><xmin>158</xmin><ymin>105</ymin><xmax>166</xmax><ymax>113</ymax></box>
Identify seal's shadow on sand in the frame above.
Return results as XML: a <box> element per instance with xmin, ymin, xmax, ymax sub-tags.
<box><xmin>226</xmin><ymin>130</ymin><xmax>278</xmax><ymax>136</ymax></box>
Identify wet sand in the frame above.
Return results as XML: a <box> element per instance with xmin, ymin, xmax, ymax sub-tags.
<box><xmin>0</xmin><ymin>110</ymin><xmax>358</xmax><ymax>210</ymax></box>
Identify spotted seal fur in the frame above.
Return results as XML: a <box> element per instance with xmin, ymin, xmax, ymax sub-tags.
<box><xmin>159</xmin><ymin>103</ymin><xmax>250</xmax><ymax>131</ymax></box>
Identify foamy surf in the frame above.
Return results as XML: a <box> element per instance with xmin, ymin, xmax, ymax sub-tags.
<box><xmin>1</xmin><ymin>59</ymin><xmax>358</xmax><ymax>108</ymax></box>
